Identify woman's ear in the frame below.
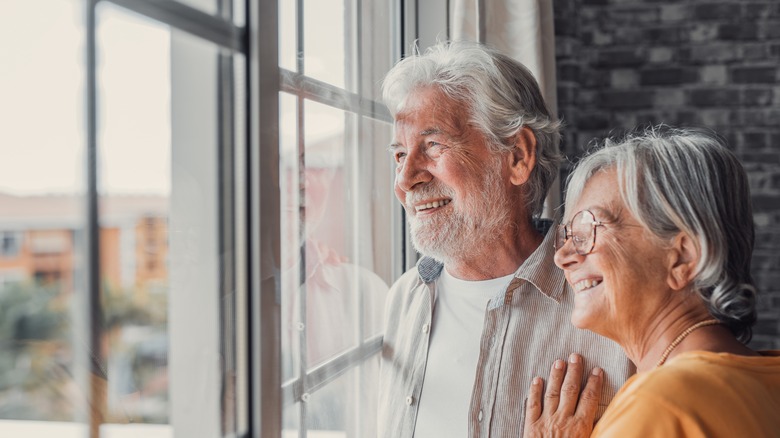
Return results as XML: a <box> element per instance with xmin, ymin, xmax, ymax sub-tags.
<box><xmin>667</xmin><ymin>232</ymin><xmax>700</xmax><ymax>291</ymax></box>
<box><xmin>508</xmin><ymin>127</ymin><xmax>537</xmax><ymax>186</ymax></box>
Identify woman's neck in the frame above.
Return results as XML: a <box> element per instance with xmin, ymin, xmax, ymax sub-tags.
<box><xmin>626</xmin><ymin>306</ymin><xmax>757</xmax><ymax>373</ymax></box>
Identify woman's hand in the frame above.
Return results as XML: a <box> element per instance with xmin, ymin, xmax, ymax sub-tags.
<box><xmin>523</xmin><ymin>353</ymin><xmax>604</xmax><ymax>438</ymax></box>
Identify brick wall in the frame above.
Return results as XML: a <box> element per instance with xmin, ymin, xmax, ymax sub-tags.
<box><xmin>554</xmin><ymin>0</ymin><xmax>780</xmax><ymax>349</ymax></box>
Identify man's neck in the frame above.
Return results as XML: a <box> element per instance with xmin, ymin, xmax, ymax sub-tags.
<box><xmin>443</xmin><ymin>222</ymin><xmax>544</xmax><ymax>281</ymax></box>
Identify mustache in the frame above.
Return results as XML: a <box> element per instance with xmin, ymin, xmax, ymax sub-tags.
<box><xmin>404</xmin><ymin>184</ymin><xmax>454</xmax><ymax>209</ymax></box>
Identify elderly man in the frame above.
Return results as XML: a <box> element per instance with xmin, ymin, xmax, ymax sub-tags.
<box><xmin>377</xmin><ymin>42</ymin><xmax>633</xmax><ymax>438</ymax></box>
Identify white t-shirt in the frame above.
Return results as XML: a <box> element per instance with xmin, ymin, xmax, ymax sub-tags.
<box><xmin>413</xmin><ymin>268</ymin><xmax>516</xmax><ymax>438</ymax></box>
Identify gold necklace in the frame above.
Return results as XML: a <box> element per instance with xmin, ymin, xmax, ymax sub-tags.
<box><xmin>655</xmin><ymin>319</ymin><xmax>720</xmax><ymax>367</ymax></box>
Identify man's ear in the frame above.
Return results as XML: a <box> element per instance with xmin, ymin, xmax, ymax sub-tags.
<box><xmin>667</xmin><ymin>232</ymin><xmax>700</xmax><ymax>291</ymax></box>
<box><xmin>508</xmin><ymin>127</ymin><xmax>537</xmax><ymax>186</ymax></box>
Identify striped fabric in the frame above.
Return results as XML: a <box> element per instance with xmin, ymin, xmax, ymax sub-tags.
<box><xmin>378</xmin><ymin>227</ymin><xmax>635</xmax><ymax>438</ymax></box>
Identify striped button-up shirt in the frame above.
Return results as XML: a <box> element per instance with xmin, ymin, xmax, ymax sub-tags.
<box><xmin>377</xmin><ymin>226</ymin><xmax>634</xmax><ymax>437</ymax></box>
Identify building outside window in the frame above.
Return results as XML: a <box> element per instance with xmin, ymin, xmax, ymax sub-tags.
<box><xmin>0</xmin><ymin>231</ymin><xmax>22</xmax><ymax>258</ymax></box>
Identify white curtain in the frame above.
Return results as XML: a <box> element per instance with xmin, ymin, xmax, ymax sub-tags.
<box><xmin>451</xmin><ymin>0</ymin><xmax>560</xmax><ymax>217</ymax></box>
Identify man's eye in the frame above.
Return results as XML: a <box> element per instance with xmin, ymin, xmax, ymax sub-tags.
<box><xmin>426</xmin><ymin>141</ymin><xmax>446</xmax><ymax>158</ymax></box>
<box><xmin>394</xmin><ymin>152</ymin><xmax>406</xmax><ymax>163</ymax></box>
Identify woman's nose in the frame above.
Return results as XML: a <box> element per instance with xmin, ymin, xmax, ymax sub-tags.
<box><xmin>553</xmin><ymin>237</ymin><xmax>583</xmax><ymax>270</ymax></box>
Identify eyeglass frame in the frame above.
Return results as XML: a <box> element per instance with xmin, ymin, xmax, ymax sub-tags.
<box><xmin>554</xmin><ymin>209</ymin><xmax>605</xmax><ymax>256</ymax></box>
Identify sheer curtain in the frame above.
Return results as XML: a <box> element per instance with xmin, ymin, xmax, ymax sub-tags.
<box><xmin>450</xmin><ymin>0</ymin><xmax>560</xmax><ymax>217</ymax></box>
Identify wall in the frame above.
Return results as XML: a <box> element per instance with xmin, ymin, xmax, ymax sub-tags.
<box><xmin>554</xmin><ymin>0</ymin><xmax>780</xmax><ymax>348</ymax></box>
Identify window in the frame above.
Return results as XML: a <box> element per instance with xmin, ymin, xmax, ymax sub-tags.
<box><xmin>277</xmin><ymin>1</ymin><xmax>400</xmax><ymax>436</ymax></box>
<box><xmin>0</xmin><ymin>0</ymin><xmax>246</xmax><ymax>436</ymax></box>
<box><xmin>0</xmin><ymin>0</ymin><xmax>441</xmax><ymax>436</ymax></box>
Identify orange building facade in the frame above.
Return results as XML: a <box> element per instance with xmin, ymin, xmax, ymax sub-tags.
<box><xmin>0</xmin><ymin>192</ymin><xmax>169</xmax><ymax>299</ymax></box>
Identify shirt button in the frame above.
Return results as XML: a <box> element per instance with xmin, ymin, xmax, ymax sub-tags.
<box><xmin>406</xmin><ymin>396</ymin><xmax>414</xmax><ymax>406</ymax></box>
<box><xmin>422</xmin><ymin>324</ymin><xmax>430</xmax><ymax>334</ymax></box>
<box><xmin>478</xmin><ymin>410</ymin><xmax>483</xmax><ymax>422</ymax></box>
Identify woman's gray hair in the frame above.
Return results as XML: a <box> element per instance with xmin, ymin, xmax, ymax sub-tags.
<box><xmin>382</xmin><ymin>41</ymin><xmax>562</xmax><ymax>217</ymax></box>
<box><xmin>565</xmin><ymin>126</ymin><xmax>757</xmax><ymax>343</ymax></box>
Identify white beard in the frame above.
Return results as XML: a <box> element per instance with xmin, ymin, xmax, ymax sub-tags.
<box><xmin>405</xmin><ymin>156</ymin><xmax>512</xmax><ymax>264</ymax></box>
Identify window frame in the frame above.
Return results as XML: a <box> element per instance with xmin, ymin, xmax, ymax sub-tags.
<box><xmin>75</xmin><ymin>0</ymin><xmax>449</xmax><ymax>437</ymax></box>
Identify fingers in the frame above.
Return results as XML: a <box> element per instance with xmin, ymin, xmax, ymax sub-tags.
<box><xmin>557</xmin><ymin>353</ymin><xmax>585</xmax><ymax>416</ymax></box>
<box><xmin>524</xmin><ymin>376</ymin><xmax>544</xmax><ymax>427</ymax></box>
<box><xmin>542</xmin><ymin>358</ymin><xmax>567</xmax><ymax>413</ymax></box>
<box><xmin>575</xmin><ymin>367</ymin><xmax>604</xmax><ymax>422</ymax></box>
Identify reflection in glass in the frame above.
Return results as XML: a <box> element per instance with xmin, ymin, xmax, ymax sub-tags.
<box><xmin>280</xmin><ymin>94</ymin><xmax>391</xmax><ymax>434</ymax></box>
<box><xmin>359</xmin><ymin>117</ymin><xmax>394</xmax><ymax>340</ymax></box>
<box><xmin>280</xmin><ymin>92</ymin><xmax>300</xmax><ymax>385</ymax></box>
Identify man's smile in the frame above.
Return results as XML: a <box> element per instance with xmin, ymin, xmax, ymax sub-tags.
<box><xmin>414</xmin><ymin>198</ymin><xmax>452</xmax><ymax>213</ymax></box>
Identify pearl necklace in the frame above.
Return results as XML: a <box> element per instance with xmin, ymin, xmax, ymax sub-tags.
<box><xmin>655</xmin><ymin>319</ymin><xmax>721</xmax><ymax>367</ymax></box>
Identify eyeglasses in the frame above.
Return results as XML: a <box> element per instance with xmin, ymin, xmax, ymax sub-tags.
<box><xmin>554</xmin><ymin>210</ymin><xmax>605</xmax><ymax>256</ymax></box>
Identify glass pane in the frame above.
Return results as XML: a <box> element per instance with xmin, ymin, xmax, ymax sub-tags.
<box><xmin>168</xmin><ymin>24</ymin><xmax>232</xmax><ymax>437</ymax></box>
<box><xmin>302</xmin><ymin>100</ymin><xmax>356</xmax><ymax>367</ymax></box>
<box><xmin>303</xmin><ymin>0</ymin><xmax>346</xmax><ymax>88</ymax></box>
<box><xmin>358</xmin><ymin>118</ymin><xmax>394</xmax><ymax>340</ymax></box>
<box><xmin>95</xmin><ymin>3</ymin><xmax>244</xmax><ymax>437</ymax></box>
<box><xmin>0</xmin><ymin>0</ymin><xmax>87</xmax><ymax>430</ymax></box>
<box><xmin>176</xmin><ymin>0</ymin><xmax>217</xmax><ymax>16</ymax></box>
<box><xmin>360</xmin><ymin>0</ymin><xmax>395</xmax><ymax>101</ymax></box>
<box><xmin>281</xmin><ymin>98</ymin><xmax>359</xmax><ymax>370</ymax></box>
<box><xmin>279</xmin><ymin>0</ymin><xmax>297</xmax><ymax>72</ymax></box>
<box><xmin>306</xmin><ymin>368</ymin><xmax>356</xmax><ymax>435</ymax></box>
<box><xmin>306</xmin><ymin>360</ymin><xmax>381</xmax><ymax>437</ymax></box>
<box><xmin>280</xmin><ymin>91</ymin><xmax>300</xmax><ymax>384</ymax></box>
<box><xmin>95</xmin><ymin>4</ymin><xmax>172</xmax><ymax>432</ymax></box>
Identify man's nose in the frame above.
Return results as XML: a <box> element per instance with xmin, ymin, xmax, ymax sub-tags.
<box><xmin>396</xmin><ymin>150</ymin><xmax>432</xmax><ymax>192</ymax></box>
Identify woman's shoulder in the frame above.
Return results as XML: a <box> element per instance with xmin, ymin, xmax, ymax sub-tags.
<box><xmin>593</xmin><ymin>350</ymin><xmax>780</xmax><ymax>437</ymax></box>
<box><xmin>620</xmin><ymin>350</ymin><xmax>780</xmax><ymax>405</ymax></box>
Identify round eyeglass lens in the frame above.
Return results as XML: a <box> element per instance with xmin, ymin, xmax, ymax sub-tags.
<box><xmin>571</xmin><ymin>210</ymin><xmax>596</xmax><ymax>254</ymax></box>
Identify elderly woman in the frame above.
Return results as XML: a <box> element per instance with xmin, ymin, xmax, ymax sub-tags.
<box><xmin>523</xmin><ymin>127</ymin><xmax>780</xmax><ymax>437</ymax></box>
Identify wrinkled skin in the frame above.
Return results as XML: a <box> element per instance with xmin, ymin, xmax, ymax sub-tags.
<box><xmin>523</xmin><ymin>353</ymin><xmax>604</xmax><ymax>438</ymax></box>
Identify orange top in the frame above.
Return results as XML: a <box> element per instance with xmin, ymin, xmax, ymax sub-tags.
<box><xmin>592</xmin><ymin>350</ymin><xmax>780</xmax><ymax>438</ymax></box>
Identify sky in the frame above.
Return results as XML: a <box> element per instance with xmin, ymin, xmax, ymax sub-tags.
<box><xmin>1</xmin><ymin>0</ymin><xmax>171</xmax><ymax>196</ymax></box>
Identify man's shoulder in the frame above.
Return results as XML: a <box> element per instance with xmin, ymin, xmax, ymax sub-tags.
<box><xmin>390</xmin><ymin>264</ymin><xmax>424</xmax><ymax>288</ymax></box>
<box><xmin>386</xmin><ymin>263</ymin><xmax>427</xmax><ymax>306</ymax></box>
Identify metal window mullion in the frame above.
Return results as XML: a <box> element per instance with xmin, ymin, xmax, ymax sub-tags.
<box><xmin>85</xmin><ymin>2</ymin><xmax>105</xmax><ymax>437</ymax></box>
<box><xmin>295</xmin><ymin>91</ymin><xmax>310</xmax><ymax>438</ymax></box>
<box><xmin>104</xmin><ymin>0</ymin><xmax>245</xmax><ymax>53</ymax></box>
<box><xmin>348</xmin><ymin>1</ymin><xmax>366</xmax><ymax>436</ymax></box>
<box><xmin>248</xmin><ymin>0</ymin><xmax>281</xmax><ymax>435</ymax></box>
<box><xmin>216</xmin><ymin>0</ymin><xmax>237</xmax><ymax>430</ymax></box>
<box><xmin>476</xmin><ymin>0</ymin><xmax>485</xmax><ymax>43</ymax></box>
<box><xmin>281</xmin><ymin>334</ymin><xmax>382</xmax><ymax>404</ymax></box>
<box><xmin>294</xmin><ymin>1</ymin><xmax>308</xmax><ymax>436</ymax></box>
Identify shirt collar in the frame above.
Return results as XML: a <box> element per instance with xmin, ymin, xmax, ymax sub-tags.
<box><xmin>511</xmin><ymin>222</ymin><xmax>567</xmax><ymax>302</ymax></box>
<box><xmin>417</xmin><ymin>256</ymin><xmax>444</xmax><ymax>283</ymax></box>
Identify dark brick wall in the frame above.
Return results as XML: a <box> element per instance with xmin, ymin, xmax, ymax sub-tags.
<box><xmin>554</xmin><ymin>0</ymin><xmax>780</xmax><ymax>349</ymax></box>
